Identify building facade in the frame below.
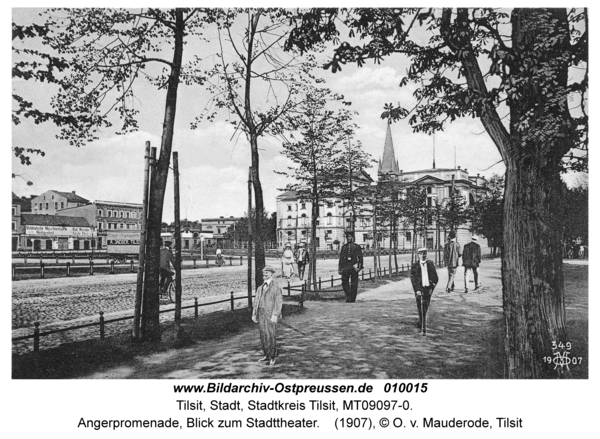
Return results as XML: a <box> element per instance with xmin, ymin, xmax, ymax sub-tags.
<box><xmin>275</xmin><ymin>123</ymin><xmax>489</xmax><ymax>251</ymax></box>
<box><xmin>200</xmin><ymin>216</ymin><xmax>243</xmax><ymax>248</ymax></box>
<box><xmin>30</xmin><ymin>190</ymin><xmax>89</xmax><ymax>215</ymax></box>
<box><xmin>19</xmin><ymin>213</ymin><xmax>94</xmax><ymax>251</ymax></box>
<box><xmin>59</xmin><ymin>200</ymin><xmax>143</xmax><ymax>250</ymax></box>
<box><xmin>12</xmin><ymin>193</ymin><xmax>22</xmax><ymax>251</ymax></box>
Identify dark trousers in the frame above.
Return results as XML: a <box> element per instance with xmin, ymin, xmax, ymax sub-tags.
<box><xmin>297</xmin><ymin>262</ymin><xmax>306</xmax><ymax>280</ymax></box>
<box><xmin>257</xmin><ymin>307</ymin><xmax>278</xmax><ymax>360</ymax></box>
<box><xmin>341</xmin><ymin>269</ymin><xmax>359</xmax><ymax>302</ymax></box>
<box><xmin>464</xmin><ymin>266</ymin><xmax>479</xmax><ymax>287</ymax></box>
<box><xmin>159</xmin><ymin>268</ymin><xmax>173</xmax><ymax>292</ymax></box>
<box><xmin>415</xmin><ymin>286</ymin><xmax>434</xmax><ymax>332</ymax></box>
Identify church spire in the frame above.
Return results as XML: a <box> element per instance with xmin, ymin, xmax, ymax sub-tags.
<box><xmin>378</xmin><ymin>121</ymin><xmax>400</xmax><ymax>175</ymax></box>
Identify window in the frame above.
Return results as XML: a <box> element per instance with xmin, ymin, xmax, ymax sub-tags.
<box><xmin>98</xmin><ymin>210</ymin><xmax>103</xmax><ymax>217</ymax></box>
<box><xmin>300</xmin><ymin>203</ymin><xmax>306</xmax><ymax>210</ymax></box>
<box><xmin>327</xmin><ymin>213</ymin><xmax>332</xmax><ymax>225</ymax></box>
<box><xmin>107</xmin><ymin>211</ymin><xmax>112</xmax><ymax>218</ymax></box>
<box><xmin>287</xmin><ymin>216</ymin><xmax>292</xmax><ymax>227</ymax></box>
<box><xmin>113</xmin><ymin>211</ymin><xmax>118</xmax><ymax>217</ymax></box>
<box><xmin>45</xmin><ymin>203</ymin><xmax>49</xmax><ymax>209</ymax></box>
<box><xmin>61</xmin><ymin>202</ymin><xmax>65</xmax><ymax>209</ymax></box>
<box><xmin>427</xmin><ymin>186</ymin><xmax>433</xmax><ymax>194</ymax></box>
<box><xmin>119</xmin><ymin>223</ymin><xmax>124</xmax><ymax>229</ymax></box>
<box><xmin>126</xmin><ymin>224</ymin><xmax>130</xmax><ymax>229</ymax></box>
<box><xmin>12</xmin><ymin>207</ymin><xmax>16</xmax><ymax>215</ymax></box>
<box><xmin>126</xmin><ymin>212</ymin><xmax>130</xmax><ymax>219</ymax></box>
<box><xmin>54</xmin><ymin>202</ymin><xmax>58</xmax><ymax>209</ymax></box>
<box><xmin>363</xmin><ymin>234</ymin><xmax>369</xmax><ymax>242</ymax></box>
<box><xmin>12</xmin><ymin>221</ymin><xmax>16</xmax><ymax>231</ymax></box>
<box><xmin>301</xmin><ymin>214</ymin><xmax>307</xmax><ymax>226</ymax></box>
<box><xmin>406</xmin><ymin>232</ymin><xmax>412</xmax><ymax>242</ymax></box>
<box><xmin>131</xmin><ymin>212</ymin><xmax>137</xmax><ymax>219</ymax></box>
<box><xmin>120</xmin><ymin>211</ymin><xmax>124</xmax><ymax>218</ymax></box>
<box><xmin>427</xmin><ymin>197</ymin><xmax>432</xmax><ymax>207</ymax></box>
<box><xmin>287</xmin><ymin>205</ymin><xmax>292</xmax><ymax>211</ymax></box>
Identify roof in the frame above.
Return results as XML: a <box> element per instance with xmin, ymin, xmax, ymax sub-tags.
<box><xmin>378</xmin><ymin>122</ymin><xmax>400</xmax><ymax>175</ymax></box>
<box><xmin>50</xmin><ymin>190</ymin><xmax>90</xmax><ymax>204</ymax></box>
<box><xmin>21</xmin><ymin>213</ymin><xmax>91</xmax><ymax>228</ymax></box>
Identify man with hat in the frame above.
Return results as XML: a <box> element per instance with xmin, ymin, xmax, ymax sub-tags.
<box><xmin>443</xmin><ymin>230</ymin><xmax>462</xmax><ymax>293</ymax></box>
<box><xmin>294</xmin><ymin>242</ymin><xmax>310</xmax><ymax>281</ymax></box>
<box><xmin>462</xmin><ymin>236</ymin><xmax>482</xmax><ymax>292</ymax></box>
<box><xmin>159</xmin><ymin>240</ymin><xmax>176</xmax><ymax>294</ymax></box>
<box><xmin>252</xmin><ymin>266</ymin><xmax>283</xmax><ymax>366</ymax></box>
<box><xmin>338</xmin><ymin>231</ymin><xmax>364</xmax><ymax>303</ymax></box>
<box><xmin>410</xmin><ymin>247</ymin><xmax>438</xmax><ymax>335</ymax></box>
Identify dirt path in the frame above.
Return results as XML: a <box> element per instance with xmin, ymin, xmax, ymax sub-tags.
<box><xmin>84</xmin><ymin>260</ymin><xmax>507</xmax><ymax>379</ymax></box>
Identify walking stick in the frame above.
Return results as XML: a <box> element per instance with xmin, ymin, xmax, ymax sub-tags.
<box><xmin>420</xmin><ymin>293</ymin><xmax>425</xmax><ymax>336</ymax></box>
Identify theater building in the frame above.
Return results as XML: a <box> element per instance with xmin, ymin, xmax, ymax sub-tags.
<box><xmin>30</xmin><ymin>190</ymin><xmax>89</xmax><ymax>215</ymax></box>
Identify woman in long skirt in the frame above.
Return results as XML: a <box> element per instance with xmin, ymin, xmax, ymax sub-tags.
<box><xmin>281</xmin><ymin>243</ymin><xmax>295</xmax><ymax>279</ymax></box>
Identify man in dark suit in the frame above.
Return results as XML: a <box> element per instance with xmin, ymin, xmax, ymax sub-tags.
<box><xmin>338</xmin><ymin>231</ymin><xmax>364</xmax><ymax>303</ymax></box>
<box><xmin>252</xmin><ymin>266</ymin><xmax>283</xmax><ymax>366</ymax></box>
<box><xmin>462</xmin><ymin>236</ymin><xmax>482</xmax><ymax>292</ymax></box>
<box><xmin>410</xmin><ymin>247</ymin><xmax>439</xmax><ymax>336</ymax></box>
<box><xmin>294</xmin><ymin>242</ymin><xmax>310</xmax><ymax>280</ymax></box>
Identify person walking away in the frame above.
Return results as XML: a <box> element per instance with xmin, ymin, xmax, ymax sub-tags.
<box><xmin>294</xmin><ymin>242</ymin><xmax>310</xmax><ymax>280</ymax></box>
<box><xmin>216</xmin><ymin>246</ymin><xmax>223</xmax><ymax>266</ymax></box>
<box><xmin>462</xmin><ymin>236</ymin><xmax>482</xmax><ymax>292</ymax></box>
<box><xmin>160</xmin><ymin>241</ymin><xmax>175</xmax><ymax>294</ymax></box>
<box><xmin>281</xmin><ymin>243</ymin><xmax>295</xmax><ymax>279</ymax></box>
<box><xmin>338</xmin><ymin>231</ymin><xmax>364</xmax><ymax>303</ymax></box>
<box><xmin>443</xmin><ymin>230</ymin><xmax>462</xmax><ymax>293</ymax></box>
<box><xmin>252</xmin><ymin>266</ymin><xmax>283</xmax><ymax>366</ymax></box>
<box><xmin>410</xmin><ymin>247</ymin><xmax>438</xmax><ymax>336</ymax></box>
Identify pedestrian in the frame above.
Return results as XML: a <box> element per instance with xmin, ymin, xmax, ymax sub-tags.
<box><xmin>410</xmin><ymin>247</ymin><xmax>438</xmax><ymax>336</ymax></box>
<box><xmin>443</xmin><ymin>230</ymin><xmax>462</xmax><ymax>293</ymax></box>
<box><xmin>252</xmin><ymin>266</ymin><xmax>283</xmax><ymax>366</ymax></box>
<box><xmin>294</xmin><ymin>242</ymin><xmax>310</xmax><ymax>280</ymax></box>
<box><xmin>338</xmin><ymin>231</ymin><xmax>364</xmax><ymax>303</ymax></box>
<box><xmin>159</xmin><ymin>240</ymin><xmax>175</xmax><ymax>294</ymax></box>
<box><xmin>281</xmin><ymin>243</ymin><xmax>295</xmax><ymax>279</ymax></box>
<box><xmin>462</xmin><ymin>236</ymin><xmax>482</xmax><ymax>292</ymax></box>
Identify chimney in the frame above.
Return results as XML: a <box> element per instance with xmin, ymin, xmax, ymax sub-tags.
<box><xmin>72</xmin><ymin>191</ymin><xmax>76</xmax><ymax>194</ymax></box>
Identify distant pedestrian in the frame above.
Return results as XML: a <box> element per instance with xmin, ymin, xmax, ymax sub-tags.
<box><xmin>294</xmin><ymin>242</ymin><xmax>309</xmax><ymax>280</ymax></box>
<box><xmin>159</xmin><ymin>241</ymin><xmax>175</xmax><ymax>294</ymax></box>
<box><xmin>281</xmin><ymin>243</ymin><xmax>295</xmax><ymax>279</ymax></box>
<box><xmin>410</xmin><ymin>247</ymin><xmax>438</xmax><ymax>336</ymax></box>
<box><xmin>462</xmin><ymin>236</ymin><xmax>482</xmax><ymax>292</ymax></box>
<box><xmin>443</xmin><ymin>230</ymin><xmax>462</xmax><ymax>293</ymax></box>
<box><xmin>252</xmin><ymin>266</ymin><xmax>283</xmax><ymax>366</ymax></box>
<box><xmin>338</xmin><ymin>231</ymin><xmax>364</xmax><ymax>303</ymax></box>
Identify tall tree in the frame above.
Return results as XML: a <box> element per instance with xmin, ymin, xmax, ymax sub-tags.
<box><xmin>287</xmin><ymin>7</ymin><xmax>587</xmax><ymax>378</ymax></box>
<box><xmin>471</xmin><ymin>174</ymin><xmax>505</xmax><ymax>257</ymax></box>
<box><xmin>13</xmin><ymin>8</ymin><xmax>208</xmax><ymax>341</ymax></box>
<box><xmin>275</xmin><ymin>86</ymin><xmax>356</xmax><ymax>290</ymax></box>
<box><xmin>199</xmin><ymin>8</ymin><xmax>310</xmax><ymax>288</ymax></box>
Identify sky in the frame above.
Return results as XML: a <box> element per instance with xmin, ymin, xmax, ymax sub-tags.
<box><xmin>10</xmin><ymin>7</ymin><xmax>584</xmax><ymax>224</ymax></box>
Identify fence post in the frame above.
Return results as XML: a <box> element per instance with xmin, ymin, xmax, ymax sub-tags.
<box><xmin>194</xmin><ymin>298</ymin><xmax>199</xmax><ymax>318</ymax></box>
<box><xmin>66</xmin><ymin>262</ymin><xmax>71</xmax><ymax>277</ymax></box>
<box><xmin>72</xmin><ymin>255</ymin><xmax>75</xmax><ymax>264</ymax></box>
<box><xmin>301</xmin><ymin>282</ymin><xmax>305</xmax><ymax>308</ymax></box>
<box><xmin>110</xmin><ymin>260</ymin><xmax>115</xmax><ymax>274</ymax></box>
<box><xmin>12</xmin><ymin>264</ymin><xmax>16</xmax><ymax>281</ymax></box>
<box><xmin>33</xmin><ymin>322</ymin><xmax>40</xmax><ymax>353</ymax></box>
<box><xmin>56</xmin><ymin>256</ymin><xmax>59</xmax><ymax>264</ymax></box>
<box><xmin>40</xmin><ymin>263</ymin><xmax>45</xmax><ymax>279</ymax></box>
<box><xmin>319</xmin><ymin>277</ymin><xmax>322</xmax><ymax>290</ymax></box>
<box><xmin>89</xmin><ymin>260</ymin><xmax>94</xmax><ymax>275</ymax></box>
<box><xmin>331</xmin><ymin>275</ymin><xmax>334</xmax><ymax>287</ymax></box>
<box><xmin>206</xmin><ymin>258</ymin><xmax>209</xmax><ymax>267</ymax></box>
<box><xmin>369</xmin><ymin>268</ymin><xmax>372</xmax><ymax>280</ymax></box>
<box><xmin>362</xmin><ymin>270</ymin><xmax>364</xmax><ymax>281</ymax></box>
<box><xmin>230</xmin><ymin>291</ymin><xmax>234</xmax><ymax>311</ymax></box>
<box><xmin>240</xmin><ymin>256</ymin><xmax>243</xmax><ymax>266</ymax></box>
<box><xmin>99</xmin><ymin>311</ymin><xmax>105</xmax><ymax>340</ymax></box>
<box><xmin>287</xmin><ymin>280</ymin><xmax>291</xmax><ymax>297</ymax></box>
<box><xmin>384</xmin><ymin>267</ymin><xmax>387</xmax><ymax>277</ymax></box>
<box><xmin>229</xmin><ymin>257</ymin><xmax>232</xmax><ymax>266</ymax></box>
<box><xmin>130</xmin><ymin>260</ymin><xmax>135</xmax><ymax>273</ymax></box>
<box><xmin>193</xmin><ymin>258</ymin><xmax>196</xmax><ymax>269</ymax></box>
<box><xmin>24</xmin><ymin>255</ymin><xmax>27</xmax><ymax>264</ymax></box>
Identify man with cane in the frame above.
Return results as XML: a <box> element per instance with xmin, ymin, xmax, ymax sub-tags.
<box><xmin>410</xmin><ymin>247</ymin><xmax>438</xmax><ymax>336</ymax></box>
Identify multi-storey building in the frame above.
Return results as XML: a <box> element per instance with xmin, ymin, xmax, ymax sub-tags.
<box><xmin>12</xmin><ymin>193</ymin><xmax>22</xmax><ymax>251</ymax></box>
<box><xmin>201</xmin><ymin>216</ymin><xmax>243</xmax><ymax>247</ymax></box>
<box><xmin>30</xmin><ymin>190</ymin><xmax>89</xmax><ymax>215</ymax></box>
<box><xmin>59</xmin><ymin>200</ymin><xmax>143</xmax><ymax>249</ymax></box>
<box><xmin>276</xmin><ymin>123</ymin><xmax>489</xmax><ymax>251</ymax></box>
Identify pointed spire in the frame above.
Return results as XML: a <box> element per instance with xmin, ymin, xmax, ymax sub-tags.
<box><xmin>378</xmin><ymin>121</ymin><xmax>400</xmax><ymax>175</ymax></box>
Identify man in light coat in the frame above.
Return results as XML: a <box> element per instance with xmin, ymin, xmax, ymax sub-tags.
<box><xmin>443</xmin><ymin>230</ymin><xmax>462</xmax><ymax>293</ymax></box>
<box><xmin>252</xmin><ymin>266</ymin><xmax>283</xmax><ymax>366</ymax></box>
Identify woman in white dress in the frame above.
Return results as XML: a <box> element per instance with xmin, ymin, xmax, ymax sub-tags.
<box><xmin>281</xmin><ymin>243</ymin><xmax>295</xmax><ymax>279</ymax></box>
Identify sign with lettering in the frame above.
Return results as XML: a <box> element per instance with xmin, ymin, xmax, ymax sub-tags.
<box><xmin>106</xmin><ymin>231</ymin><xmax>140</xmax><ymax>246</ymax></box>
<box><xmin>25</xmin><ymin>225</ymin><xmax>93</xmax><ymax>237</ymax></box>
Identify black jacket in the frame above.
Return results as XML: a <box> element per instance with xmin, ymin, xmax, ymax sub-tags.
<box><xmin>338</xmin><ymin>242</ymin><xmax>364</xmax><ymax>271</ymax></box>
<box><xmin>410</xmin><ymin>260</ymin><xmax>439</xmax><ymax>293</ymax></box>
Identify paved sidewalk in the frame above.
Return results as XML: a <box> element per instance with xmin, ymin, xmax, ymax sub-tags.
<box><xmin>84</xmin><ymin>260</ymin><xmax>506</xmax><ymax>379</ymax></box>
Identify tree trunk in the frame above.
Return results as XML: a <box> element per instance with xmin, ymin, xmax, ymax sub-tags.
<box><xmin>500</xmin><ymin>8</ymin><xmax>572</xmax><ymax>378</ymax></box>
<box><xmin>249</xmin><ymin>134</ymin><xmax>265</xmax><ymax>287</ymax></box>
<box><xmin>141</xmin><ymin>10</ymin><xmax>184</xmax><ymax>341</ymax></box>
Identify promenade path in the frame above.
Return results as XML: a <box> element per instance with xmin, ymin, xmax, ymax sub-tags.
<box><xmin>84</xmin><ymin>259</ymin><xmax>509</xmax><ymax>379</ymax></box>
